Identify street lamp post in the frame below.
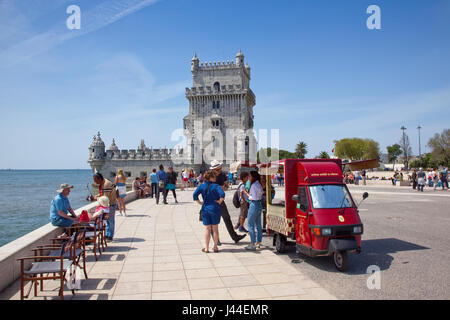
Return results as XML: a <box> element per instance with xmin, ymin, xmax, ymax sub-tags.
<box><xmin>401</xmin><ymin>126</ymin><xmax>407</xmax><ymax>170</ymax></box>
<box><xmin>417</xmin><ymin>125</ymin><xmax>422</xmax><ymax>158</ymax></box>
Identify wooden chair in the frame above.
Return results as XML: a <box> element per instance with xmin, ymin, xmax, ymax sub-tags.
<box><xmin>83</xmin><ymin>217</ymin><xmax>104</xmax><ymax>260</ymax></box>
<box><xmin>36</xmin><ymin>227</ymin><xmax>88</xmax><ymax>280</ymax></box>
<box><xmin>17</xmin><ymin>233</ymin><xmax>77</xmax><ymax>300</ymax></box>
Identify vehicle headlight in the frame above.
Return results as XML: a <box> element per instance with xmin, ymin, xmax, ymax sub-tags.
<box><xmin>353</xmin><ymin>226</ymin><xmax>362</xmax><ymax>234</ymax></box>
<box><xmin>321</xmin><ymin>228</ymin><xmax>332</xmax><ymax>236</ymax></box>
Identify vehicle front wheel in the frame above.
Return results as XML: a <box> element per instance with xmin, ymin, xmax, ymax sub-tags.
<box><xmin>275</xmin><ymin>233</ymin><xmax>287</xmax><ymax>253</ymax></box>
<box><xmin>333</xmin><ymin>251</ymin><xmax>348</xmax><ymax>271</ymax></box>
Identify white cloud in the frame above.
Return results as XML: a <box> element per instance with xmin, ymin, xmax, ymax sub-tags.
<box><xmin>0</xmin><ymin>0</ymin><xmax>160</xmax><ymax>68</ymax></box>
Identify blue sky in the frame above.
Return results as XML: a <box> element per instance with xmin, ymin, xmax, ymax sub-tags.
<box><xmin>0</xmin><ymin>0</ymin><xmax>449</xmax><ymax>169</ymax></box>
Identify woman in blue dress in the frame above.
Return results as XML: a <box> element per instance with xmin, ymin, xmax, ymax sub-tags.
<box><xmin>193</xmin><ymin>170</ymin><xmax>225</xmax><ymax>253</ymax></box>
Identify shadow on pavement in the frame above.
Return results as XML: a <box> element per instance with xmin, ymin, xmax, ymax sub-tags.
<box><xmin>279</xmin><ymin>238</ymin><xmax>429</xmax><ymax>275</ymax></box>
<box><xmin>113</xmin><ymin>237</ymin><xmax>146</xmax><ymax>243</ymax></box>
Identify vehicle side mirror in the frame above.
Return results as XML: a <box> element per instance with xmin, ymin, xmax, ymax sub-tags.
<box><xmin>292</xmin><ymin>195</ymin><xmax>300</xmax><ymax>202</ymax></box>
<box><xmin>363</xmin><ymin>192</ymin><xmax>369</xmax><ymax>200</ymax></box>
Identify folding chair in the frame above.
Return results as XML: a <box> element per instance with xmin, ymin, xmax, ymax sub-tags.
<box><xmin>17</xmin><ymin>234</ymin><xmax>76</xmax><ymax>300</ymax></box>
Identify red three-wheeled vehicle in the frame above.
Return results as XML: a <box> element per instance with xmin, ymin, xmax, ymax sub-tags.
<box><xmin>261</xmin><ymin>159</ymin><xmax>367</xmax><ymax>271</ymax></box>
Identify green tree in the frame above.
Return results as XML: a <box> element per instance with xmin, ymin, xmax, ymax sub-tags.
<box><xmin>295</xmin><ymin>141</ymin><xmax>308</xmax><ymax>159</ymax></box>
<box><xmin>427</xmin><ymin>129</ymin><xmax>450</xmax><ymax>166</ymax></box>
<box><xmin>279</xmin><ymin>149</ymin><xmax>296</xmax><ymax>159</ymax></box>
<box><xmin>257</xmin><ymin>148</ymin><xmax>295</xmax><ymax>162</ymax></box>
<box><xmin>386</xmin><ymin>144</ymin><xmax>402</xmax><ymax>168</ymax></box>
<box><xmin>316</xmin><ymin>151</ymin><xmax>330</xmax><ymax>159</ymax></box>
<box><xmin>409</xmin><ymin>153</ymin><xmax>439</xmax><ymax>169</ymax></box>
<box><xmin>333</xmin><ymin>138</ymin><xmax>380</xmax><ymax>161</ymax></box>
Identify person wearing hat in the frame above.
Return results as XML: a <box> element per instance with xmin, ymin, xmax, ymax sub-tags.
<box><xmin>93</xmin><ymin>172</ymin><xmax>117</xmax><ymax>240</ymax></box>
<box><xmin>210</xmin><ymin>160</ymin><xmax>246</xmax><ymax>244</ymax></box>
<box><xmin>50</xmin><ymin>183</ymin><xmax>78</xmax><ymax>228</ymax></box>
<box><xmin>89</xmin><ymin>196</ymin><xmax>110</xmax><ymax>221</ymax></box>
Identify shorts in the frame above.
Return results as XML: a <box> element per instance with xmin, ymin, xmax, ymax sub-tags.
<box><xmin>51</xmin><ymin>217</ymin><xmax>73</xmax><ymax>228</ymax></box>
<box><xmin>166</xmin><ymin>183</ymin><xmax>176</xmax><ymax>190</ymax></box>
<box><xmin>201</xmin><ymin>210</ymin><xmax>221</xmax><ymax>226</ymax></box>
<box><xmin>239</xmin><ymin>201</ymin><xmax>249</xmax><ymax>219</ymax></box>
<box><xmin>183</xmin><ymin>178</ymin><xmax>188</xmax><ymax>182</ymax></box>
<box><xmin>119</xmin><ymin>194</ymin><xmax>127</xmax><ymax>199</ymax></box>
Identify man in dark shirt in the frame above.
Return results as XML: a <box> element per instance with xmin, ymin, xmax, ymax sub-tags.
<box><xmin>210</xmin><ymin>160</ymin><xmax>246</xmax><ymax>244</ymax></box>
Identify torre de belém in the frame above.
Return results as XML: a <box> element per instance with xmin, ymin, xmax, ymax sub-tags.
<box><xmin>88</xmin><ymin>50</ymin><xmax>257</xmax><ymax>181</ymax></box>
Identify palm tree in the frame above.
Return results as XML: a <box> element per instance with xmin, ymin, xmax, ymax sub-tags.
<box><xmin>317</xmin><ymin>151</ymin><xmax>330</xmax><ymax>159</ymax></box>
<box><xmin>295</xmin><ymin>141</ymin><xmax>308</xmax><ymax>159</ymax></box>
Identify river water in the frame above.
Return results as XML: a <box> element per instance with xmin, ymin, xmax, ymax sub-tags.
<box><xmin>0</xmin><ymin>170</ymin><xmax>93</xmax><ymax>247</ymax></box>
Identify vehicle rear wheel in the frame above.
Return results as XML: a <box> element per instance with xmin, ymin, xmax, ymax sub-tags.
<box><xmin>275</xmin><ymin>233</ymin><xmax>287</xmax><ymax>253</ymax></box>
<box><xmin>333</xmin><ymin>251</ymin><xmax>348</xmax><ymax>272</ymax></box>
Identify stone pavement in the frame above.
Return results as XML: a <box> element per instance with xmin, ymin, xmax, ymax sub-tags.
<box><xmin>0</xmin><ymin>189</ymin><xmax>336</xmax><ymax>300</ymax></box>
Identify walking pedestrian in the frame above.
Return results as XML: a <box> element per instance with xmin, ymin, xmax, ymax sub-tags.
<box><xmin>432</xmin><ymin>169</ymin><xmax>439</xmax><ymax>190</ymax></box>
<box><xmin>149</xmin><ymin>169</ymin><xmax>158</xmax><ymax>198</ymax></box>
<box><xmin>165</xmin><ymin>166</ymin><xmax>179</xmax><ymax>204</ymax></box>
<box><xmin>354</xmin><ymin>171</ymin><xmax>360</xmax><ymax>185</ymax></box>
<box><xmin>193</xmin><ymin>170</ymin><xmax>224</xmax><ymax>253</ymax></box>
<box><xmin>115</xmin><ymin>169</ymin><xmax>127</xmax><ymax>216</ymax></box>
<box><xmin>439</xmin><ymin>168</ymin><xmax>448</xmax><ymax>190</ymax></box>
<box><xmin>93</xmin><ymin>172</ymin><xmax>118</xmax><ymax>241</ymax></box>
<box><xmin>242</xmin><ymin>171</ymin><xmax>264</xmax><ymax>250</ymax></box>
<box><xmin>417</xmin><ymin>168</ymin><xmax>426</xmax><ymax>192</ymax></box>
<box><xmin>210</xmin><ymin>160</ymin><xmax>246</xmax><ymax>244</ymax></box>
<box><xmin>189</xmin><ymin>169</ymin><xmax>195</xmax><ymax>188</ymax></box>
<box><xmin>182</xmin><ymin>169</ymin><xmax>189</xmax><ymax>191</ymax></box>
<box><xmin>156</xmin><ymin>164</ymin><xmax>167</xmax><ymax>204</ymax></box>
<box><xmin>234</xmin><ymin>171</ymin><xmax>250</xmax><ymax>233</ymax></box>
<box><xmin>411</xmin><ymin>169</ymin><xmax>417</xmax><ymax>190</ymax></box>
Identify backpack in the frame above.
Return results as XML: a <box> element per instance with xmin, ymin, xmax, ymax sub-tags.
<box><xmin>232</xmin><ymin>183</ymin><xmax>243</xmax><ymax>208</ymax></box>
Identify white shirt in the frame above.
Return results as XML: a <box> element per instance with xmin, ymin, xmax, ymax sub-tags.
<box><xmin>248</xmin><ymin>181</ymin><xmax>263</xmax><ymax>201</ymax></box>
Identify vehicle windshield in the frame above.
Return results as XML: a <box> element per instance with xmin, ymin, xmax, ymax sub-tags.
<box><xmin>308</xmin><ymin>185</ymin><xmax>354</xmax><ymax>209</ymax></box>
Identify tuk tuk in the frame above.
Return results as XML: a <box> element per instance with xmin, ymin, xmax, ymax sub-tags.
<box><xmin>261</xmin><ymin>159</ymin><xmax>367</xmax><ymax>271</ymax></box>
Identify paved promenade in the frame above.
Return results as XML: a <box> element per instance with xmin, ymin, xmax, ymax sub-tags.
<box><xmin>0</xmin><ymin>190</ymin><xmax>336</xmax><ymax>300</ymax></box>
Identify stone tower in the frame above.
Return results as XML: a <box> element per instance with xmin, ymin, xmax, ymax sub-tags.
<box><xmin>88</xmin><ymin>132</ymin><xmax>106</xmax><ymax>173</ymax></box>
<box><xmin>184</xmin><ymin>50</ymin><xmax>257</xmax><ymax>171</ymax></box>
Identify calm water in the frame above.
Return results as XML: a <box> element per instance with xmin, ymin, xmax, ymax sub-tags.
<box><xmin>0</xmin><ymin>170</ymin><xmax>93</xmax><ymax>247</ymax></box>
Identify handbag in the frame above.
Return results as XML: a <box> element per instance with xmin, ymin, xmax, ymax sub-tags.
<box><xmin>158</xmin><ymin>180</ymin><xmax>165</xmax><ymax>189</ymax></box>
<box><xmin>79</xmin><ymin>210</ymin><xmax>90</xmax><ymax>223</ymax></box>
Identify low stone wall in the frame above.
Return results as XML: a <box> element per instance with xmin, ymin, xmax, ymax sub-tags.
<box><xmin>0</xmin><ymin>191</ymin><xmax>137</xmax><ymax>294</ymax></box>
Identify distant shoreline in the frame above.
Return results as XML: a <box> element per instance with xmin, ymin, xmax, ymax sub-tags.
<box><xmin>0</xmin><ymin>169</ymin><xmax>91</xmax><ymax>171</ymax></box>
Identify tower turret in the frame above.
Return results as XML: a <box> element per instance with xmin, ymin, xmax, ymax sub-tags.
<box><xmin>89</xmin><ymin>132</ymin><xmax>106</xmax><ymax>160</ymax></box>
<box><xmin>236</xmin><ymin>49</ymin><xmax>244</xmax><ymax>67</ymax></box>
<box><xmin>191</xmin><ymin>53</ymin><xmax>199</xmax><ymax>73</ymax></box>
<box><xmin>108</xmin><ymin>138</ymin><xmax>119</xmax><ymax>152</ymax></box>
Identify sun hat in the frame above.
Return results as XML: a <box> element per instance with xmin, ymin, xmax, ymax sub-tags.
<box><xmin>98</xmin><ymin>196</ymin><xmax>110</xmax><ymax>207</ymax></box>
<box><xmin>57</xmin><ymin>183</ymin><xmax>73</xmax><ymax>193</ymax></box>
<box><xmin>210</xmin><ymin>160</ymin><xmax>222</xmax><ymax>170</ymax></box>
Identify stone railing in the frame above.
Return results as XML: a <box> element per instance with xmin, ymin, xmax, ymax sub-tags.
<box><xmin>0</xmin><ymin>191</ymin><xmax>138</xmax><ymax>293</ymax></box>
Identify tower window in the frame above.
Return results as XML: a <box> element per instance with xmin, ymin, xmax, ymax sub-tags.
<box><xmin>213</xmin><ymin>100</ymin><xmax>220</xmax><ymax>110</ymax></box>
<box><xmin>214</xmin><ymin>82</ymin><xmax>220</xmax><ymax>92</ymax></box>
